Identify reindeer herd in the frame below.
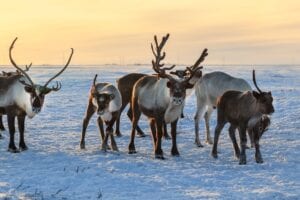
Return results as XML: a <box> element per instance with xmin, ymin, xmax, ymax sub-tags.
<box><xmin>0</xmin><ymin>34</ymin><xmax>274</xmax><ymax>165</ymax></box>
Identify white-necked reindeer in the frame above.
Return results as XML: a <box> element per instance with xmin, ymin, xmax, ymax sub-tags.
<box><xmin>0</xmin><ymin>37</ymin><xmax>73</xmax><ymax>152</ymax></box>
<box><xmin>0</xmin><ymin>63</ymin><xmax>32</xmax><ymax>132</ymax></box>
<box><xmin>80</xmin><ymin>74</ymin><xmax>122</xmax><ymax>151</ymax></box>
<box><xmin>194</xmin><ymin>71</ymin><xmax>252</xmax><ymax>147</ymax></box>
<box><xmin>128</xmin><ymin>34</ymin><xmax>207</xmax><ymax>159</ymax></box>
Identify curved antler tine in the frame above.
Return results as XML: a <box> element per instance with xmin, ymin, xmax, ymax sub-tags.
<box><xmin>93</xmin><ymin>74</ymin><xmax>98</xmax><ymax>87</ymax></box>
<box><xmin>163</xmin><ymin>65</ymin><xmax>176</xmax><ymax>71</ymax></box>
<box><xmin>49</xmin><ymin>81</ymin><xmax>61</xmax><ymax>91</ymax></box>
<box><xmin>191</xmin><ymin>48</ymin><xmax>208</xmax><ymax>70</ymax></box>
<box><xmin>25</xmin><ymin>63</ymin><xmax>32</xmax><ymax>71</ymax></box>
<box><xmin>19</xmin><ymin>79</ymin><xmax>33</xmax><ymax>87</ymax></box>
<box><xmin>44</xmin><ymin>48</ymin><xmax>74</xmax><ymax>88</ymax></box>
<box><xmin>252</xmin><ymin>70</ymin><xmax>262</xmax><ymax>93</ymax></box>
<box><xmin>9</xmin><ymin>37</ymin><xmax>34</xmax><ymax>86</ymax></box>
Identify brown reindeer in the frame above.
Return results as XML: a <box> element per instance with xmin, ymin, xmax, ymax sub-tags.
<box><xmin>128</xmin><ymin>33</ymin><xmax>206</xmax><ymax>159</ymax></box>
<box><xmin>211</xmin><ymin>70</ymin><xmax>274</xmax><ymax>164</ymax></box>
<box><xmin>80</xmin><ymin>74</ymin><xmax>122</xmax><ymax>151</ymax></box>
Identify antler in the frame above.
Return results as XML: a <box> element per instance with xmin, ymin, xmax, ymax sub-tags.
<box><xmin>151</xmin><ymin>33</ymin><xmax>176</xmax><ymax>79</ymax></box>
<box><xmin>190</xmin><ymin>48</ymin><xmax>208</xmax><ymax>70</ymax></box>
<box><xmin>93</xmin><ymin>74</ymin><xmax>98</xmax><ymax>87</ymax></box>
<box><xmin>252</xmin><ymin>70</ymin><xmax>262</xmax><ymax>93</ymax></box>
<box><xmin>43</xmin><ymin>48</ymin><xmax>74</xmax><ymax>89</ymax></box>
<box><xmin>183</xmin><ymin>66</ymin><xmax>203</xmax><ymax>84</ymax></box>
<box><xmin>9</xmin><ymin>37</ymin><xmax>34</xmax><ymax>86</ymax></box>
<box><xmin>24</xmin><ymin>63</ymin><xmax>32</xmax><ymax>71</ymax></box>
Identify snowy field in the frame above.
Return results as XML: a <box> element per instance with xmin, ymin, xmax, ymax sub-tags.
<box><xmin>0</xmin><ymin>65</ymin><xmax>299</xmax><ymax>200</ymax></box>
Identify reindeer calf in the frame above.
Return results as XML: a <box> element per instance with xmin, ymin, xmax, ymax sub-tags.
<box><xmin>80</xmin><ymin>74</ymin><xmax>122</xmax><ymax>151</ymax></box>
<box><xmin>211</xmin><ymin>70</ymin><xmax>274</xmax><ymax>164</ymax></box>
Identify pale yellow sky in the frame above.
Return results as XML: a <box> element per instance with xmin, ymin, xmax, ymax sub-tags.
<box><xmin>0</xmin><ymin>0</ymin><xmax>299</xmax><ymax>65</ymax></box>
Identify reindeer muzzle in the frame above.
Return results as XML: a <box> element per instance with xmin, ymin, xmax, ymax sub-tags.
<box><xmin>172</xmin><ymin>97</ymin><xmax>184</xmax><ymax>106</ymax></box>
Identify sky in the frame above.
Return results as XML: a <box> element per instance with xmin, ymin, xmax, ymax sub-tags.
<box><xmin>0</xmin><ymin>0</ymin><xmax>299</xmax><ymax>66</ymax></box>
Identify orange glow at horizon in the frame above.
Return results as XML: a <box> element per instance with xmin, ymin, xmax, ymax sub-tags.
<box><xmin>0</xmin><ymin>0</ymin><xmax>299</xmax><ymax>66</ymax></box>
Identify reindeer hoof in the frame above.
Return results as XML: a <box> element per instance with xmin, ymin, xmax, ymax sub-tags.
<box><xmin>0</xmin><ymin>134</ymin><xmax>3</xmax><ymax>139</ymax></box>
<box><xmin>211</xmin><ymin>152</ymin><xmax>218</xmax><ymax>159</ymax></box>
<box><xmin>239</xmin><ymin>156</ymin><xmax>247</xmax><ymax>165</ymax></box>
<box><xmin>206</xmin><ymin>138</ymin><xmax>213</xmax><ymax>145</ymax></box>
<box><xmin>128</xmin><ymin>149</ymin><xmax>137</xmax><ymax>154</ymax></box>
<box><xmin>8</xmin><ymin>147</ymin><xmax>20</xmax><ymax>153</ymax></box>
<box><xmin>155</xmin><ymin>154</ymin><xmax>165</xmax><ymax>160</ymax></box>
<box><xmin>114</xmin><ymin>132</ymin><xmax>122</xmax><ymax>137</ymax></box>
<box><xmin>197</xmin><ymin>143</ymin><xmax>204</xmax><ymax>148</ymax></box>
<box><xmin>164</xmin><ymin>134</ymin><xmax>171</xmax><ymax>140</ymax></box>
<box><xmin>137</xmin><ymin>133</ymin><xmax>146</xmax><ymax>138</ymax></box>
<box><xmin>80</xmin><ymin>143</ymin><xmax>85</xmax><ymax>149</ymax></box>
<box><xmin>19</xmin><ymin>145</ymin><xmax>28</xmax><ymax>151</ymax></box>
<box><xmin>111</xmin><ymin>146</ymin><xmax>119</xmax><ymax>152</ymax></box>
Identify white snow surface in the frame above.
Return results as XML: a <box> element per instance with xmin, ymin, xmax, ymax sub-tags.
<box><xmin>0</xmin><ymin>65</ymin><xmax>299</xmax><ymax>200</ymax></box>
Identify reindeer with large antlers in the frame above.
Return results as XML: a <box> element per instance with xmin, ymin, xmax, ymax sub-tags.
<box><xmin>128</xmin><ymin>34</ymin><xmax>207</xmax><ymax>159</ymax></box>
<box><xmin>115</xmin><ymin>42</ymin><xmax>205</xmax><ymax>139</ymax></box>
<box><xmin>0</xmin><ymin>37</ymin><xmax>73</xmax><ymax>152</ymax></box>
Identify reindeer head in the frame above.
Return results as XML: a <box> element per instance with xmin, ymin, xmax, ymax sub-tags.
<box><xmin>252</xmin><ymin>70</ymin><xmax>275</xmax><ymax>114</ymax></box>
<box><xmin>91</xmin><ymin>74</ymin><xmax>115</xmax><ymax>115</ymax></box>
<box><xmin>151</xmin><ymin>34</ymin><xmax>207</xmax><ymax>106</ymax></box>
<box><xmin>9</xmin><ymin>37</ymin><xmax>73</xmax><ymax>114</ymax></box>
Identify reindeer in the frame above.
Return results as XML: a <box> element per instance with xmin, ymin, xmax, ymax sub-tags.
<box><xmin>0</xmin><ymin>63</ymin><xmax>33</xmax><ymax>132</ymax></box>
<box><xmin>211</xmin><ymin>70</ymin><xmax>274</xmax><ymax>164</ymax></box>
<box><xmin>194</xmin><ymin>71</ymin><xmax>252</xmax><ymax>147</ymax></box>
<box><xmin>115</xmin><ymin>53</ymin><xmax>204</xmax><ymax>139</ymax></box>
<box><xmin>80</xmin><ymin>74</ymin><xmax>122</xmax><ymax>152</ymax></box>
<box><xmin>128</xmin><ymin>33</ymin><xmax>206</xmax><ymax>159</ymax></box>
<box><xmin>0</xmin><ymin>37</ymin><xmax>73</xmax><ymax>152</ymax></box>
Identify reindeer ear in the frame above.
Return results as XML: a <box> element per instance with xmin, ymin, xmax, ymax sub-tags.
<box><xmin>24</xmin><ymin>86</ymin><xmax>34</xmax><ymax>93</ymax></box>
<box><xmin>252</xmin><ymin>91</ymin><xmax>260</xmax><ymax>99</ymax></box>
<box><xmin>185</xmin><ymin>82</ymin><xmax>194</xmax><ymax>89</ymax></box>
<box><xmin>109</xmin><ymin>94</ymin><xmax>115</xmax><ymax>100</ymax></box>
<box><xmin>166</xmin><ymin>81</ymin><xmax>172</xmax><ymax>88</ymax></box>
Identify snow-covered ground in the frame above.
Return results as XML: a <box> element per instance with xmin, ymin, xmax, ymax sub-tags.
<box><xmin>0</xmin><ymin>65</ymin><xmax>299</xmax><ymax>200</ymax></box>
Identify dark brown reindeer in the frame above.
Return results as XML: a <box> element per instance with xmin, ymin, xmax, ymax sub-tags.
<box><xmin>115</xmin><ymin>52</ymin><xmax>205</xmax><ymax>139</ymax></box>
<box><xmin>0</xmin><ymin>37</ymin><xmax>73</xmax><ymax>152</ymax></box>
<box><xmin>211</xmin><ymin>70</ymin><xmax>274</xmax><ymax>164</ymax></box>
<box><xmin>80</xmin><ymin>74</ymin><xmax>122</xmax><ymax>151</ymax></box>
<box><xmin>128</xmin><ymin>33</ymin><xmax>206</xmax><ymax>159</ymax></box>
<box><xmin>0</xmin><ymin>63</ymin><xmax>32</xmax><ymax>132</ymax></box>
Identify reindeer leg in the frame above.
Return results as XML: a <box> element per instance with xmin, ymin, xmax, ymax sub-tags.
<box><xmin>97</xmin><ymin>117</ymin><xmax>110</xmax><ymax>150</ymax></box>
<box><xmin>247</xmin><ymin>128</ymin><xmax>255</xmax><ymax>148</ymax></box>
<box><xmin>127</xmin><ymin>107</ymin><xmax>146</xmax><ymax>137</ymax></box>
<box><xmin>0</xmin><ymin>115</ymin><xmax>5</xmax><ymax>131</ymax></box>
<box><xmin>228</xmin><ymin>124</ymin><xmax>240</xmax><ymax>159</ymax></box>
<box><xmin>128</xmin><ymin>97</ymin><xmax>140</xmax><ymax>154</ymax></box>
<box><xmin>80</xmin><ymin>102</ymin><xmax>95</xmax><ymax>149</ymax></box>
<box><xmin>108</xmin><ymin>114</ymin><xmax>118</xmax><ymax>151</ymax></box>
<box><xmin>171</xmin><ymin>119</ymin><xmax>179</xmax><ymax>156</ymax></box>
<box><xmin>194</xmin><ymin>105</ymin><xmax>206</xmax><ymax>147</ymax></box>
<box><xmin>155</xmin><ymin>119</ymin><xmax>164</xmax><ymax>159</ymax></box>
<box><xmin>163</xmin><ymin>121</ymin><xmax>171</xmax><ymax>140</ymax></box>
<box><xmin>238</xmin><ymin>125</ymin><xmax>247</xmax><ymax>165</ymax></box>
<box><xmin>211</xmin><ymin>121</ymin><xmax>226</xmax><ymax>159</ymax></box>
<box><xmin>204</xmin><ymin>107</ymin><xmax>214</xmax><ymax>144</ymax></box>
<box><xmin>149</xmin><ymin>119</ymin><xmax>157</xmax><ymax>149</ymax></box>
<box><xmin>254</xmin><ymin>133</ymin><xmax>263</xmax><ymax>163</ymax></box>
<box><xmin>18</xmin><ymin>114</ymin><xmax>27</xmax><ymax>151</ymax></box>
<box><xmin>115</xmin><ymin>104</ymin><xmax>126</xmax><ymax>137</ymax></box>
<box><xmin>7</xmin><ymin>113</ymin><xmax>19</xmax><ymax>153</ymax></box>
